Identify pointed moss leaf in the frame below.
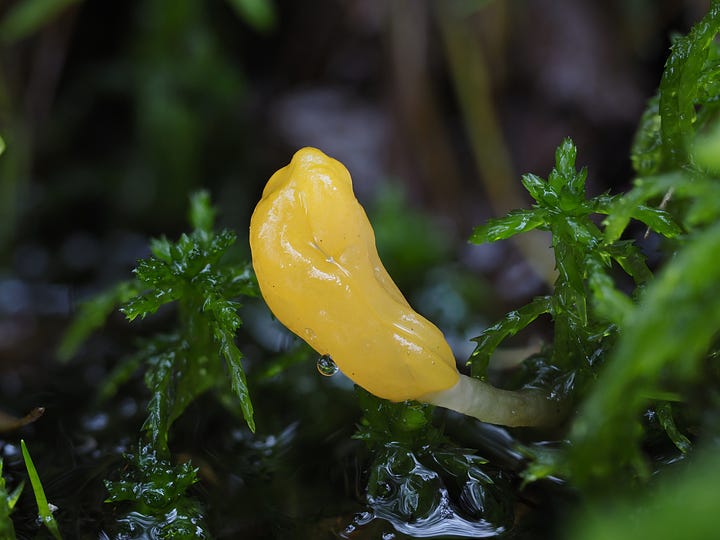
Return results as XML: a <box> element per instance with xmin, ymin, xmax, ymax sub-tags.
<box><xmin>188</xmin><ymin>190</ymin><xmax>215</xmax><ymax>233</ymax></box>
<box><xmin>469</xmin><ymin>296</ymin><xmax>553</xmax><ymax>378</ymax></box>
<box><xmin>658</xmin><ymin>1</ymin><xmax>720</xmax><ymax>170</ymax></box>
<box><xmin>58</xmin><ymin>280</ymin><xmax>140</xmax><ymax>361</ymax></box>
<box><xmin>222</xmin><ymin>263</ymin><xmax>260</xmax><ymax>298</ymax></box>
<box><xmin>605</xmin><ymin>242</ymin><xmax>653</xmax><ymax>285</ymax></box>
<box><xmin>138</xmin><ymin>335</ymin><xmax>219</xmax><ymax>453</ymax></box>
<box><xmin>602</xmin><ymin>195</ymin><xmax>643</xmax><ymax>244</ymax></box>
<box><xmin>548</xmin><ymin>138</ymin><xmax>579</xmax><ymax>192</ymax></box>
<box><xmin>603</xmin><ymin>170</ymin><xmax>720</xmax><ymax>241</ymax></box>
<box><xmin>134</xmin><ymin>257</ymin><xmax>178</xmax><ymax>286</ymax></box>
<box><xmin>150</xmin><ymin>236</ymin><xmax>172</xmax><ymax>262</ymax></box>
<box><xmin>555</xmin><ymin>138</ymin><xmax>577</xmax><ymax>175</ymax></box>
<box><xmin>560</xmin><ymin>216</ymin><xmax>600</xmax><ymax>247</ymax></box>
<box><xmin>554</xmin><ymin>232</ymin><xmax>588</xmax><ymax>292</ymax></box>
<box><xmin>206</xmin><ymin>229</ymin><xmax>237</xmax><ymax>264</ymax></box>
<box><xmin>143</xmin><ymin>351</ymin><xmax>175</xmax><ymax>452</ymax></box>
<box><xmin>7</xmin><ymin>484</ymin><xmax>22</xmax><ymax>513</ymax></box>
<box><xmin>215</xmin><ymin>326</ymin><xmax>255</xmax><ymax>432</ymax></box>
<box><xmin>1</xmin><ymin>460</ymin><xmax>23</xmax><ymax>511</ymax></box>
<box><xmin>570</xmin><ymin>219</ymin><xmax>720</xmax><ymax>485</ymax></box>
<box><xmin>122</xmin><ymin>287</ymin><xmax>181</xmax><ymax>321</ymax></box>
<box><xmin>590</xmin><ymin>192</ymin><xmax>618</xmax><ymax>215</ymax></box>
<box><xmin>631</xmin><ymin>94</ymin><xmax>663</xmax><ymax>176</ymax></box>
<box><xmin>105</xmin><ymin>447</ymin><xmax>198</xmax><ymax>506</ymax></box>
<box><xmin>565</xmin><ymin>167</ymin><xmax>588</xmax><ymax>200</ymax></box>
<box><xmin>470</xmin><ymin>209</ymin><xmax>547</xmax><ymax>244</ymax></box>
<box><xmin>205</xmin><ymin>296</ymin><xmax>242</xmax><ymax>332</ymax></box>
<box><xmin>20</xmin><ymin>440</ymin><xmax>62</xmax><ymax>540</ymax></box>
<box><xmin>520</xmin><ymin>172</ymin><xmax>554</xmax><ymax>205</ymax></box>
<box><xmin>602</xmin><ymin>173</ymin><xmax>683</xmax><ymax>242</ymax></box>
<box><xmin>602</xmin><ymin>196</ymin><xmax>682</xmax><ymax>242</ymax></box>
<box><xmin>0</xmin><ymin>458</ymin><xmax>19</xmax><ymax>539</ymax></box>
<box><xmin>586</xmin><ymin>263</ymin><xmax>634</xmax><ymax>326</ymax></box>
<box><xmin>631</xmin><ymin>205</ymin><xmax>683</xmax><ymax>238</ymax></box>
<box><xmin>173</xmin><ymin>233</ymin><xmax>204</xmax><ymax>275</ymax></box>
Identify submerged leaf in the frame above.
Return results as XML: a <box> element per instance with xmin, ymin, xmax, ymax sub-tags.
<box><xmin>105</xmin><ymin>444</ymin><xmax>209</xmax><ymax>539</ymax></box>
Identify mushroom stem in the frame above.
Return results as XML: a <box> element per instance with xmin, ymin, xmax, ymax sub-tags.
<box><xmin>420</xmin><ymin>374</ymin><xmax>565</xmax><ymax>427</ymax></box>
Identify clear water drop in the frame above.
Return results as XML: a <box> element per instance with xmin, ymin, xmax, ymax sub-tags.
<box><xmin>317</xmin><ymin>354</ymin><xmax>339</xmax><ymax>376</ymax></box>
<box><xmin>303</xmin><ymin>327</ymin><xmax>318</xmax><ymax>343</ymax></box>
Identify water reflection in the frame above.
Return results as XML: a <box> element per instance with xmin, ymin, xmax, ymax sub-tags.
<box><xmin>317</xmin><ymin>354</ymin><xmax>339</xmax><ymax>376</ymax></box>
<box><xmin>345</xmin><ymin>443</ymin><xmax>512</xmax><ymax>538</ymax></box>
<box><xmin>101</xmin><ymin>510</ymin><xmax>208</xmax><ymax>540</ymax></box>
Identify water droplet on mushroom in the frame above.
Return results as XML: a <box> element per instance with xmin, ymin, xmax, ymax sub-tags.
<box><xmin>303</xmin><ymin>327</ymin><xmax>317</xmax><ymax>343</ymax></box>
<box><xmin>317</xmin><ymin>354</ymin><xmax>339</xmax><ymax>376</ymax></box>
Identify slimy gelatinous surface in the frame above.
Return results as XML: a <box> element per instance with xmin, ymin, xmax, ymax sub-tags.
<box><xmin>250</xmin><ymin>147</ymin><xmax>459</xmax><ymax>401</ymax></box>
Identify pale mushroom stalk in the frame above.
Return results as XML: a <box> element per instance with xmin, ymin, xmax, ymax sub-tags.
<box><xmin>421</xmin><ymin>375</ymin><xmax>563</xmax><ymax>427</ymax></box>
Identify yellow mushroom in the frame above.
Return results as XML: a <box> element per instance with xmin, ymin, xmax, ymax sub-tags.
<box><xmin>250</xmin><ymin>147</ymin><xmax>561</xmax><ymax>427</ymax></box>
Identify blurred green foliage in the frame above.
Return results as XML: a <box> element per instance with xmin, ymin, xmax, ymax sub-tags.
<box><xmin>0</xmin><ymin>0</ymin><xmax>276</xmax><ymax>259</ymax></box>
<box><xmin>226</xmin><ymin>0</ymin><xmax>276</xmax><ymax>33</ymax></box>
<box><xmin>572</xmin><ymin>448</ymin><xmax>720</xmax><ymax>540</ymax></box>
<box><xmin>0</xmin><ymin>0</ymin><xmax>80</xmax><ymax>43</ymax></box>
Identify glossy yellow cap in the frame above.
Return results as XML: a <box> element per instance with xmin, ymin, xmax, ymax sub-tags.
<box><xmin>250</xmin><ymin>147</ymin><xmax>459</xmax><ymax>401</ymax></box>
